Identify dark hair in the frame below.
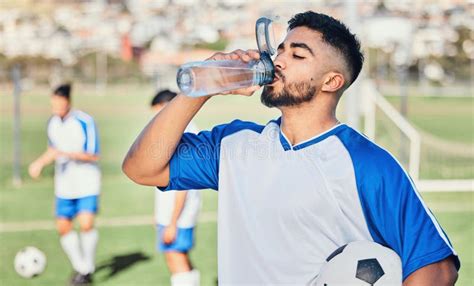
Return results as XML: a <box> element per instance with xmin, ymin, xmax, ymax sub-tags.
<box><xmin>53</xmin><ymin>83</ymin><xmax>72</xmax><ymax>100</ymax></box>
<box><xmin>151</xmin><ymin>89</ymin><xmax>177</xmax><ymax>106</ymax></box>
<box><xmin>288</xmin><ymin>11</ymin><xmax>364</xmax><ymax>85</ymax></box>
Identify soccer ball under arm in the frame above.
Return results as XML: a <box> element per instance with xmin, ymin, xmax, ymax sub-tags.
<box><xmin>311</xmin><ymin>241</ymin><xmax>402</xmax><ymax>286</ymax></box>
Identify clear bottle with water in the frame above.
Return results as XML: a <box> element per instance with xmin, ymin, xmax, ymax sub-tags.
<box><xmin>177</xmin><ymin>52</ymin><xmax>275</xmax><ymax>97</ymax></box>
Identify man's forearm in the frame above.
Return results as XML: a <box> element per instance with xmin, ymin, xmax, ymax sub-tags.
<box><xmin>403</xmin><ymin>257</ymin><xmax>458</xmax><ymax>286</ymax></box>
<box><xmin>36</xmin><ymin>147</ymin><xmax>58</xmax><ymax>166</ymax></box>
<box><xmin>65</xmin><ymin>152</ymin><xmax>99</xmax><ymax>162</ymax></box>
<box><xmin>122</xmin><ymin>94</ymin><xmax>210</xmax><ymax>186</ymax></box>
<box><xmin>170</xmin><ymin>191</ymin><xmax>187</xmax><ymax>226</ymax></box>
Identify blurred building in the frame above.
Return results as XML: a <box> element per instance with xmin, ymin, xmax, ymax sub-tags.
<box><xmin>0</xmin><ymin>0</ymin><xmax>472</xmax><ymax>85</ymax></box>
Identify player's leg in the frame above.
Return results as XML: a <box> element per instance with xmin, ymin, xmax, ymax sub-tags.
<box><xmin>158</xmin><ymin>225</ymin><xmax>200</xmax><ymax>286</ymax></box>
<box><xmin>167</xmin><ymin>252</ymin><xmax>200</xmax><ymax>286</ymax></box>
<box><xmin>77</xmin><ymin>195</ymin><xmax>99</xmax><ymax>276</ymax></box>
<box><xmin>165</xmin><ymin>251</ymin><xmax>192</xmax><ymax>273</ymax></box>
<box><xmin>56</xmin><ymin>198</ymin><xmax>88</xmax><ymax>275</ymax></box>
<box><xmin>57</xmin><ymin>217</ymin><xmax>73</xmax><ymax>235</ymax></box>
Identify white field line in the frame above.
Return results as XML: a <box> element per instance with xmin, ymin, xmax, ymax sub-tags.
<box><xmin>417</xmin><ymin>180</ymin><xmax>474</xmax><ymax>192</ymax></box>
<box><xmin>2</xmin><ymin>200</ymin><xmax>473</xmax><ymax>234</ymax></box>
<box><xmin>0</xmin><ymin>211</ymin><xmax>217</xmax><ymax>233</ymax></box>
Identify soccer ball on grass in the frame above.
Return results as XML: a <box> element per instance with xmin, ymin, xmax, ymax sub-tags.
<box><xmin>14</xmin><ymin>246</ymin><xmax>47</xmax><ymax>278</ymax></box>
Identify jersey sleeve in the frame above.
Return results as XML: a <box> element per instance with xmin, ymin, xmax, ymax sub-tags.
<box><xmin>158</xmin><ymin>119</ymin><xmax>262</xmax><ymax>191</ymax></box>
<box><xmin>77</xmin><ymin>116</ymin><xmax>100</xmax><ymax>155</ymax></box>
<box><xmin>355</xmin><ymin>145</ymin><xmax>460</xmax><ymax>280</ymax></box>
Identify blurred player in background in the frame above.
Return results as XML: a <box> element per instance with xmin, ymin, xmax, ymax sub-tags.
<box><xmin>28</xmin><ymin>84</ymin><xmax>100</xmax><ymax>286</ymax></box>
<box><xmin>151</xmin><ymin>89</ymin><xmax>201</xmax><ymax>286</ymax></box>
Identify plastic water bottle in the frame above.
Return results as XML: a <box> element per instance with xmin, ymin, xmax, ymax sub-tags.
<box><xmin>177</xmin><ymin>52</ymin><xmax>274</xmax><ymax>97</ymax></box>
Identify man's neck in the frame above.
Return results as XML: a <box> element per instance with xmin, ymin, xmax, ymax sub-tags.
<box><xmin>279</xmin><ymin>99</ymin><xmax>339</xmax><ymax>146</ymax></box>
<box><xmin>60</xmin><ymin>108</ymin><xmax>72</xmax><ymax>120</ymax></box>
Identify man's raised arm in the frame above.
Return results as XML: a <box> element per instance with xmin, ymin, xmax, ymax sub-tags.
<box><xmin>122</xmin><ymin>49</ymin><xmax>261</xmax><ymax>187</ymax></box>
<box><xmin>122</xmin><ymin>94</ymin><xmax>209</xmax><ymax>186</ymax></box>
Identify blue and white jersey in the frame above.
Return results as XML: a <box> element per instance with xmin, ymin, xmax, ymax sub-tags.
<box><xmin>155</xmin><ymin>121</ymin><xmax>202</xmax><ymax>228</ymax></box>
<box><xmin>159</xmin><ymin>118</ymin><xmax>460</xmax><ymax>285</ymax></box>
<box><xmin>47</xmin><ymin>109</ymin><xmax>101</xmax><ymax>199</ymax></box>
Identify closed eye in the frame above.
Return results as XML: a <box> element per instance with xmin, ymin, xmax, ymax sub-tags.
<box><xmin>293</xmin><ymin>54</ymin><xmax>305</xmax><ymax>59</ymax></box>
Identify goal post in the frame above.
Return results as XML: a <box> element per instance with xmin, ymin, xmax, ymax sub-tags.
<box><xmin>360</xmin><ymin>79</ymin><xmax>473</xmax><ymax>192</ymax></box>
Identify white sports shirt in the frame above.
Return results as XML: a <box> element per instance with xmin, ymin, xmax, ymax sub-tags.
<box><xmin>159</xmin><ymin>118</ymin><xmax>460</xmax><ymax>285</ymax></box>
<box><xmin>47</xmin><ymin>109</ymin><xmax>101</xmax><ymax>199</ymax></box>
<box><xmin>155</xmin><ymin>122</ymin><xmax>202</xmax><ymax>228</ymax></box>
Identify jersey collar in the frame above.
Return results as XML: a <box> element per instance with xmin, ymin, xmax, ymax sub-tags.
<box><xmin>271</xmin><ymin>117</ymin><xmax>346</xmax><ymax>151</ymax></box>
<box><xmin>57</xmin><ymin>109</ymin><xmax>74</xmax><ymax>122</ymax></box>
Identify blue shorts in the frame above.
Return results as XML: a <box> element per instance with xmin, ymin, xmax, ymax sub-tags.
<box><xmin>157</xmin><ymin>225</ymin><xmax>195</xmax><ymax>253</ymax></box>
<box><xmin>55</xmin><ymin>195</ymin><xmax>99</xmax><ymax>219</ymax></box>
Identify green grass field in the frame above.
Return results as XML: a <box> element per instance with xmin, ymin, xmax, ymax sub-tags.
<box><xmin>379</xmin><ymin>96</ymin><xmax>474</xmax><ymax>179</ymax></box>
<box><xmin>386</xmin><ymin>96</ymin><xmax>474</xmax><ymax>144</ymax></box>
<box><xmin>1</xmin><ymin>85</ymin><xmax>473</xmax><ymax>285</ymax></box>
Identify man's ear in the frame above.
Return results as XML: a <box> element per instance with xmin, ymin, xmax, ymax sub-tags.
<box><xmin>321</xmin><ymin>72</ymin><xmax>346</xmax><ymax>93</ymax></box>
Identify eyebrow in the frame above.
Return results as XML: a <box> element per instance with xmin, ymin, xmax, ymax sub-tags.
<box><xmin>290</xmin><ymin>42</ymin><xmax>314</xmax><ymax>56</ymax></box>
<box><xmin>277</xmin><ymin>42</ymin><xmax>314</xmax><ymax>56</ymax></box>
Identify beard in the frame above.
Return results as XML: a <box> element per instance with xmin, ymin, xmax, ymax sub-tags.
<box><xmin>260</xmin><ymin>76</ymin><xmax>317</xmax><ymax>108</ymax></box>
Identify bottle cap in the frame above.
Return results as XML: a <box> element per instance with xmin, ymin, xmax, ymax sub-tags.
<box><xmin>258</xmin><ymin>52</ymin><xmax>275</xmax><ymax>85</ymax></box>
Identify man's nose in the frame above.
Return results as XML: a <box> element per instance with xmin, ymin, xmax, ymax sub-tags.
<box><xmin>273</xmin><ymin>55</ymin><xmax>286</xmax><ymax>70</ymax></box>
